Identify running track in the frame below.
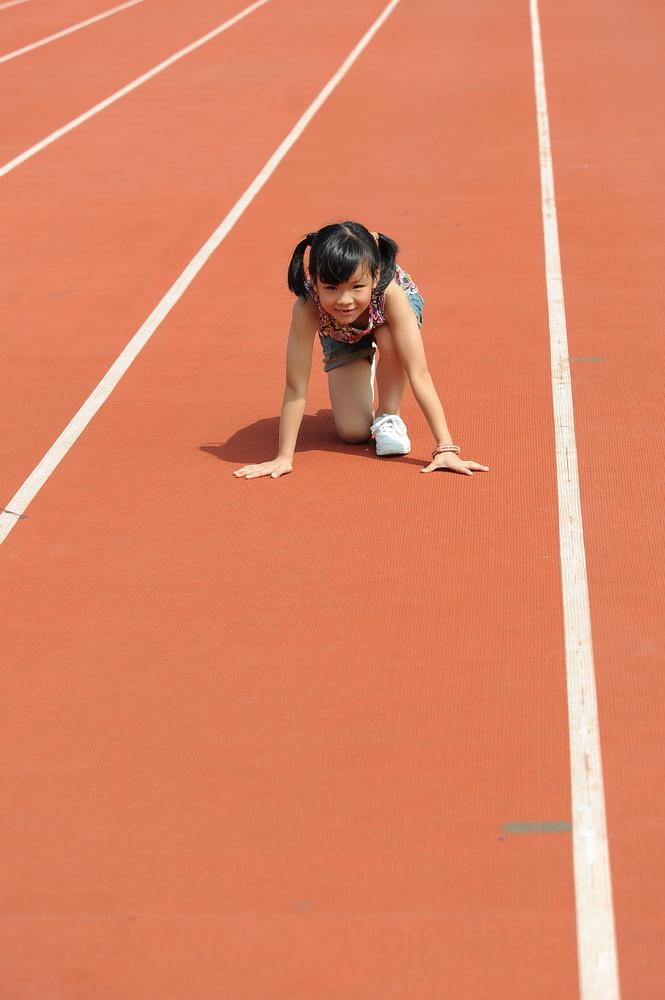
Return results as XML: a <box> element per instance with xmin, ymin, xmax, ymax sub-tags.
<box><xmin>1</xmin><ymin>0</ymin><xmax>664</xmax><ymax>997</ymax></box>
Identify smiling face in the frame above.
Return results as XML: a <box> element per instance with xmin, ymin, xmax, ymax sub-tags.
<box><xmin>315</xmin><ymin>266</ymin><xmax>377</xmax><ymax>325</ymax></box>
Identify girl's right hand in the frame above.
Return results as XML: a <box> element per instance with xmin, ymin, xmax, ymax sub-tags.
<box><xmin>233</xmin><ymin>458</ymin><xmax>293</xmax><ymax>480</ymax></box>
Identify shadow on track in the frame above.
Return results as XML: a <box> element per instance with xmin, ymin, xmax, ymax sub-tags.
<box><xmin>200</xmin><ymin>409</ymin><xmax>423</xmax><ymax>467</ymax></box>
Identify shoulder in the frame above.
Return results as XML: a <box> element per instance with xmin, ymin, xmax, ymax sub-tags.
<box><xmin>384</xmin><ymin>278</ymin><xmax>409</xmax><ymax>306</ymax></box>
<box><xmin>383</xmin><ymin>279</ymin><xmax>418</xmax><ymax>324</ymax></box>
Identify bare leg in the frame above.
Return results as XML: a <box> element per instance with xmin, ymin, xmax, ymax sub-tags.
<box><xmin>327</xmin><ymin>358</ymin><xmax>374</xmax><ymax>443</ymax></box>
<box><xmin>374</xmin><ymin>324</ymin><xmax>408</xmax><ymax>415</ymax></box>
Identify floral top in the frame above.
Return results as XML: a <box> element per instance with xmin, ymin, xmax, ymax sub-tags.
<box><xmin>304</xmin><ymin>264</ymin><xmax>420</xmax><ymax>344</ymax></box>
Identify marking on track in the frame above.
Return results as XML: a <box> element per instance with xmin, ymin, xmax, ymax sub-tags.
<box><xmin>529</xmin><ymin>1</ymin><xmax>621</xmax><ymax>998</ymax></box>
<box><xmin>0</xmin><ymin>0</ymin><xmax>31</xmax><ymax>10</ymax></box>
<box><xmin>0</xmin><ymin>0</ymin><xmax>272</xmax><ymax>177</ymax></box>
<box><xmin>503</xmin><ymin>821</ymin><xmax>572</xmax><ymax>834</ymax></box>
<box><xmin>0</xmin><ymin>0</ymin><xmax>403</xmax><ymax>544</ymax></box>
<box><xmin>0</xmin><ymin>0</ymin><xmax>145</xmax><ymax>66</ymax></box>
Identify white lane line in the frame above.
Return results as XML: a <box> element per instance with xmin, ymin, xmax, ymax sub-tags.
<box><xmin>0</xmin><ymin>0</ymin><xmax>145</xmax><ymax>66</ymax></box>
<box><xmin>529</xmin><ymin>2</ymin><xmax>621</xmax><ymax>998</ymax></box>
<box><xmin>0</xmin><ymin>0</ymin><xmax>271</xmax><ymax>178</ymax></box>
<box><xmin>0</xmin><ymin>0</ymin><xmax>403</xmax><ymax>543</ymax></box>
<box><xmin>0</xmin><ymin>0</ymin><xmax>31</xmax><ymax>11</ymax></box>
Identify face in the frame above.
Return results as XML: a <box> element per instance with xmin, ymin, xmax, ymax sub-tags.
<box><xmin>315</xmin><ymin>266</ymin><xmax>376</xmax><ymax>325</ymax></box>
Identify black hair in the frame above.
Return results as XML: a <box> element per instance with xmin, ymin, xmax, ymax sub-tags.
<box><xmin>287</xmin><ymin>221</ymin><xmax>399</xmax><ymax>298</ymax></box>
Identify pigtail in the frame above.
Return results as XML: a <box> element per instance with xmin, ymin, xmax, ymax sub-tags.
<box><xmin>287</xmin><ymin>232</ymin><xmax>317</xmax><ymax>298</ymax></box>
<box><xmin>374</xmin><ymin>232</ymin><xmax>399</xmax><ymax>292</ymax></box>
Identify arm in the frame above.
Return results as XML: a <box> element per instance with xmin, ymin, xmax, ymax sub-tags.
<box><xmin>234</xmin><ymin>296</ymin><xmax>318</xmax><ymax>479</ymax></box>
<box><xmin>383</xmin><ymin>283</ymin><xmax>489</xmax><ymax>475</ymax></box>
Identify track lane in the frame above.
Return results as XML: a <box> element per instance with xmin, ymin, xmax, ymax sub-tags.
<box><xmin>0</xmin><ymin>0</ymin><xmax>113</xmax><ymax>43</ymax></box>
<box><xmin>1</xmin><ymin>0</ymin><xmax>578</xmax><ymax>996</ymax></box>
<box><xmin>530</xmin><ymin>0</ymin><xmax>619</xmax><ymax>993</ymax></box>
<box><xmin>539</xmin><ymin>0</ymin><xmax>665</xmax><ymax>995</ymax></box>
<box><xmin>0</xmin><ymin>0</ymin><xmax>266</xmax><ymax>164</ymax></box>
<box><xmin>0</xmin><ymin>0</ymin><xmax>146</xmax><ymax>67</ymax></box>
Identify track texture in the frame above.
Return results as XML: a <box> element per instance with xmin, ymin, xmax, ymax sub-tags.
<box><xmin>1</xmin><ymin>0</ymin><xmax>663</xmax><ymax>996</ymax></box>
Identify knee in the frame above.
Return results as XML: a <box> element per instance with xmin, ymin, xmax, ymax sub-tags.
<box><xmin>335</xmin><ymin>422</ymin><xmax>371</xmax><ymax>445</ymax></box>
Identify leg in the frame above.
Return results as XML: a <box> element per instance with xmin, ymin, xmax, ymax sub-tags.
<box><xmin>374</xmin><ymin>323</ymin><xmax>408</xmax><ymax>415</ymax></box>
<box><xmin>327</xmin><ymin>358</ymin><xmax>374</xmax><ymax>443</ymax></box>
<box><xmin>370</xmin><ymin>324</ymin><xmax>411</xmax><ymax>455</ymax></box>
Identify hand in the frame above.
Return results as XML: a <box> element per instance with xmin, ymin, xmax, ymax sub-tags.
<box><xmin>233</xmin><ymin>457</ymin><xmax>293</xmax><ymax>480</ymax></box>
<box><xmin>420</xmin><ymin>452</ymin><xmax>489</xmax><ymax>476</ymax></box>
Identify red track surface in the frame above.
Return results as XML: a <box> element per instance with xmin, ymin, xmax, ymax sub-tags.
<box><xmin>0</xmin><ymin>0</ymin><xmax>663</xmax><ymax>996</ymax></box>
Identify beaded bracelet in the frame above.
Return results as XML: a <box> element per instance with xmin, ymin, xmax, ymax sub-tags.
<box><xmin>432</xmin><ymin>444</ymin><xmax>461</xmax><ymax>458</ymax></box>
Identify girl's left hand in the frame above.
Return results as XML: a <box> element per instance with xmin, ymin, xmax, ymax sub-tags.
<box><xmin>420</xmin><ymin>453</ymin><xmax>489</xmax><ymax>475</ymax></box>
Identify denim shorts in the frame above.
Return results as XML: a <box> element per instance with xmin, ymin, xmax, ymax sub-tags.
<box><xmin>321</xmin><ymin>292</ymin><xmax>424</xmax><ymax>372</ymax></box>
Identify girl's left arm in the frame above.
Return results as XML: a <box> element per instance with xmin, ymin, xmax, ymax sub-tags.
<box><xmin>383</xmin><ymin>283</ymin><xmax>489</xmax><ymax>475</ymax></box>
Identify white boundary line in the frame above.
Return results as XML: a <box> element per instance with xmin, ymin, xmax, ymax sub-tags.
<box><xmin>0</xmin><ymin>0</ymin><xmax>403</xmax><ymax>544</ymax></box>
<box><xmin>0</xmin><ymin>0</ymin><xmax>145</xmax><ymax>66</ymax></box>
<box><xmin>529</xmin><ymin>2</ymin><xmax>621</xmax><ymax>998</ymax></box>
<box><xmin>0</xmin><ymin>0</ymin><xmax>272</xmax><ymax>178</ymax></box>
<box><xmin>0</xmin><ymin>0</ymin><xmax>31</xmax><ymax>11</ymax></box>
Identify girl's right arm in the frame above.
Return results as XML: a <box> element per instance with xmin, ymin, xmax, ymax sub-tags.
<box><xmin>234</xmin><ymin>297</ymin><xmax>318</xmax><ymax>479</ymax></box>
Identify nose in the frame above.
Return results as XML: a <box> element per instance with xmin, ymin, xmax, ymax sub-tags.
<box><xmin>337</xmin><ymin>289</ymin><xmax>354</xmax><ymax>305</ymax></box>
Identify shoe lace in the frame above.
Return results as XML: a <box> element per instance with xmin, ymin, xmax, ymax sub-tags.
<box><xmin>374</xmin><ymin>414</ymin><xmax>401</xmax><ymax>433</ymax></box>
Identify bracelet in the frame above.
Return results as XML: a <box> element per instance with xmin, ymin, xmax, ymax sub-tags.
<box><xmin>432</xmin><ymin>444</ymin><xmax>461</xmax><ymax>457</ymax></box>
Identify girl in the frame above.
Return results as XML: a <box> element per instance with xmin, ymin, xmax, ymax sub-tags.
<box><xmin>234</xmin><ymin>221</ymin><xmax>488</xmax><ymax>479</ymax></box>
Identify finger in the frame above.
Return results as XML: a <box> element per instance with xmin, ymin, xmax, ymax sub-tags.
<box><xmin>237</xmin><ymin>467</ymin><xmax>265</xmax><ymax>479</ymax></box>
<box><xmin>420</xmin><ymin>461</ymin><xmax>473</xmax><ymax>475</ymax></box>
<box><xmin>420</xmin><ymin>461</ymin><xmax>472</xmax><ymax>474</ymax></box>
<box><xmin>465</xmin><ymin>462</ymin><xmax>490</xmax><ymax>471</ymax></box>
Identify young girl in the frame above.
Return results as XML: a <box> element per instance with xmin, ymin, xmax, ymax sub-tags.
<box><xmin>234</xmin><ymin>221</ymin><xmax>488</xmax><ymax>479</ymax></box>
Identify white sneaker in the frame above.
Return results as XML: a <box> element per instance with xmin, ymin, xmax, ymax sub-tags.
<box><xmin>370</xmin><ymin>413</ymin><xmax>411</xmax><ymax>456</ymax></box>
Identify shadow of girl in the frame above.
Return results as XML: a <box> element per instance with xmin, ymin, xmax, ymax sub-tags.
<box><xmin>200</xmin><ymin>409</ymin><xmax>372</xmax><ymax>465</ymax></box>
